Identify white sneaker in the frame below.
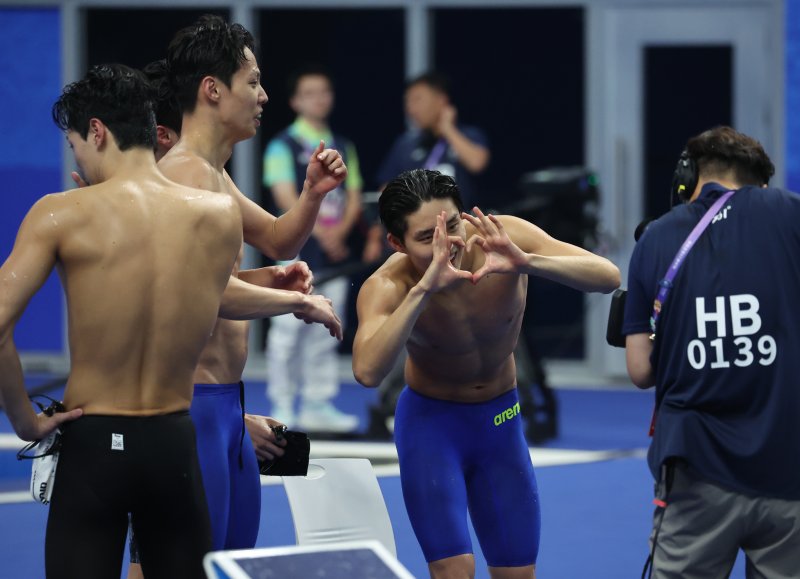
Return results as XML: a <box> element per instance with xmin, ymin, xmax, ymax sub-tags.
<box><xmin>297</xmin><ymin>402</ymin><xmax>359</xmax><ymax>433</ymax></box>
<box><xmin>270</xmin><ymin>402</ymin><xmax>296</xmax><ymax>428</ymax></box>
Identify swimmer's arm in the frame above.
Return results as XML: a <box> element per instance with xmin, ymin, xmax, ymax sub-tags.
<box><xmin>352</xmin><ymin>275</ymin><xmax>430</xmax><ymax>387</ymax></box>
<box><xmin>0</xmin><ymin>197</ymin><xmax>82</xmax><ymax>439</ymax></box>
<box><xmin>467</xmin><ymin>211</ymin><xmax>620</xmax><ymax>293</ymax></box>
<box><xmin>218</xmin><ymin>276</ymin><xmax>309</xmax><ymax>320</ymax></box>
<box><xmin>219</xmin><ymin>275</ymin><xmax>342</xmax><ymax>339</ymax></box>
<box><xmin>238</xmin><ymin>261</ymin><xmax>313</xmax><ymax>294</ymax></box>
<box><xmin>626</xmin><ymin>333</ymin><xmax>655</xmax><ymax>389</ymax></box>
<box><xmin>235</xmin><ymin>143</ymin><xmax>347</xmax><ymax>260</ymax></box>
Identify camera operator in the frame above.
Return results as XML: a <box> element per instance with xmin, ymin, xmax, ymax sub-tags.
<box><xmin>622</xmin><ymin>126</ymin><xmax>800</xmax><ymax>578</ymax></box>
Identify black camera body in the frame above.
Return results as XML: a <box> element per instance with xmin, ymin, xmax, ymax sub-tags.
<box><xmin>606</xmin><ymin>216</ymin><xmax>655</xmax><ymax>348</ymax></box>
<box><xmin>258</xmin><ymin>426</ymin><xmax>310</xmax><ymax>476</ymax></box>
<box><xmin>606</xmin><ymin>289</ymin><xmax>627</xmax><ymax>348</ymax></box>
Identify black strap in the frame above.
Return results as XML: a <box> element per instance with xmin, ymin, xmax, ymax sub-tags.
<box><xmin>642</xmin><ymin>460</ymin><xmax>676</xmax><ymax>578</ymax></box>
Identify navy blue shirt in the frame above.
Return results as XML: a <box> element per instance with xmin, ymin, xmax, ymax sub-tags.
<box><xmin>623</xmin><ymin>183</ymin><xmax>800</xmax><ymax>499</ymax></box>
<box><xmin>376</xmin><ymin>126</ymin><xmax>488</xmax><ymax>208</ymax></box>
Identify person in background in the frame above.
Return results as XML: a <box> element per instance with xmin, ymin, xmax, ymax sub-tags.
<box><xmin>623</xmin><ymin>126</ymin><xmax>800</xmax><ymax>578</ymax></box>
<box><xmin>366</xmin><ymin>72</ymin><xmax>492</xmax><ymax>437</ymax></box>
<box><xmin>376</xmin><ymin>71</ymin><xmax>490</xmax><ymax>208</ymax></box>
<box><xmin>262</xmin><ymin>65</ymin><xmax>364</xmax><ymax>432</ymax></box>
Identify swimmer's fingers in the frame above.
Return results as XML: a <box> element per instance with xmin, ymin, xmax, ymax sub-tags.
<box><xmin>253</xmin><ymin>440</ymin><xmax>287</xmax><ymax>462</ymax></box>
<box><xmin>71</xmin><ymin>172</ymin><xmax>88</xmax><ymax>188</ymax></box>
<box><xmin>28</xmin><ymin>408</ymin><xmax>83</xmax><ymax>441</ymax></box>
<box><xmin>245</xmin><ymin>414</ymin><xmax>287</xmax><ymax>461</ymax></box>
<box><xmin>56</xmin><ymin>408</ymin><xmax>84</xmax><ymax>425</ymax></box>
<box><xmin>312</xmin><ymin>140</ymin><xmax>325</xmax><ymax>159</ymax></box>
<box><xmin>466</xmin><ymin>234</ymin><xmax>485</xmax><ymax>254</ymax></box>
<box><xmin>327</xmin><ymin>312</ymin><xmax>344</xmax><ymax>341</ymax></box>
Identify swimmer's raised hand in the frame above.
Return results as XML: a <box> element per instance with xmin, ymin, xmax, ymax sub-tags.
<box><xmin>304</xmin><ymin>140</ymin><xmax>348</xmax><ymax>200</ymax></box>
<box><xmin>418</xmin><ymin>211</ymin><xmax>471</xmax><ymax>293</ymax></box>
<box><xmin>463</xmin><ymin>207</ymin><xmax>528</xmax><ymax>284</ymax></box>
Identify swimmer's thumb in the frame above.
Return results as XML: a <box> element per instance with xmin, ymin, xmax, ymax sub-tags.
<box><xmin>55</xmin><ymin>408</ymin><xmax>83</xmax><ymax>426</ymax></box>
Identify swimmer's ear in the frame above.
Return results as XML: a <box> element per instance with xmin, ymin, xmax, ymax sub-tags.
<box><xmin>387</xmin><ymin>233</ymin><xmax>406</xmax><ymax>254</ymax></box>
<box><xmin>88</xmin><ymin>118</ymin><xmax>107</xmax><ymax>148</ymax></box>
<box><xmin>200</xmin><ymin>76</ymin><xmax>221</xmax><ymax>103</ymax></box>
<box><xmin>156</xmin><ymin>125</ymin><xmax>176</xmax><ymax>149</ymax></box>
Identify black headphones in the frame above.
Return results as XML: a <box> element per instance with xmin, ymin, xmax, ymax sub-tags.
<box><xmin>670</xmin><ymin>149</ymin><xmax>697</xmax><ymax>204</ymax></box>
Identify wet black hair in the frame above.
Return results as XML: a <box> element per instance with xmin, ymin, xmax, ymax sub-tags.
<box><xmin>142</xmin><ymin>59</ymin><xmax>182</xmax><ymax>134</ymax></box>
<box><xmin>380</xmin><ymin>169</ymin><xmax>464</xmax><ymax>240</ymax></box>
<box><xmin>52</xmin><ymin>63</ymin><xmax>156</xmax><ymax>151</ymax></box>
<box><xmin>167</xmin><ymin>14</ymin><xmax>256</xmax><ymax>114</ymax></box>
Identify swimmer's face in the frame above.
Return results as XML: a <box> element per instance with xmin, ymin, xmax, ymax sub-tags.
<box><xmin>391</xmin><ymin>198</ymin><xmax>466</xmax><ymax>272</ymax></box>
<box><xmin>218</xmin><ymin>48</ymin><xmax>268</xmax><ymax>141</ymax></box>
<box><xmin>66</xmin><ymin>130</ymin><xmax>96</xmax><ymax>186</ymax></box>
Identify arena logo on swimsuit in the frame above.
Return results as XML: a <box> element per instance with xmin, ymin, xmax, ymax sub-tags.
<box><xmin>493</xmin><ymin>402</ymin><xmax>521</xmax><ymax>426</ymax></box>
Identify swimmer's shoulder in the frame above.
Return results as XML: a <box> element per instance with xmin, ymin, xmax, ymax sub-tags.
<box><xmin>360</xmin><ymin>253</ymin><xmax>415</xmax><ymax>306</ymax></box>
<box><xmin>158</xmin><ymin>148</ymin><xmax>222</xmax><ymax>192</ymax></box>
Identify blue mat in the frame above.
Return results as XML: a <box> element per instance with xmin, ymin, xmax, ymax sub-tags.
<box><xmin>0</xmin><ymin>380</ymin><xmax>747</xmax><ymax>577</ymax></box>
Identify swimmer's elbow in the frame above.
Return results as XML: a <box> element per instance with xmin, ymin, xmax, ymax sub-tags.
<box><xmin>353</xmin><ymin>369</ymin><xmax>381</xmax><ymax>389</ymax></box>
<box><xmin>595</xmin><ymin>263</ymin><xmax>621</xmax><ymax>294</ymax></box>
<box><xmin>605</xmin><ymin>267</ymin><xmax>622</xmax><ymax>293</ymax></box>
<box><xmin>352</xmin><ymin>360</ymin><xmax>383</xmax><ymax>389</ymax></box>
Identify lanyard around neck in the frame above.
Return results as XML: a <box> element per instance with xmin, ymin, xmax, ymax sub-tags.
<box><xmin>424</xmin><ymin>139</ymin><xmax>448</xmax><ymax>169</ymax></box>
<box><xmin>649</xmin><ymin>190</ymin><xmax>735</xmax><ymax>339</ymax></box>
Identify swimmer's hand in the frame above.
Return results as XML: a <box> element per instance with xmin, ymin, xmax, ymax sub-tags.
<box><xmin>418</xmin><ymin>211</ymin><xmax>471</xmax><ymax>293</ymax></box>
<box><xmin>270</xmin><ymin>261</ymin><xmax>313</xmax><ymax>294</ymax></box>
<box><xmin>463</xmin><ymin>207</ymin><xmax>528</xmax><ymax>284</ymax></box>
<box><xmin>294</xmin><ymin>293</ymin><xmax>344</xmax><ymax>341</ymax></box>
<box><xmin>70</xmin><ymin>171</ymin><xmax>89</xmax><ymax>188</ymax></box>
<box><xmin>304</xmin><ymin>140</ymin><xmax>348</xmax><ymax>199</ymax></box>
<box><xmin>23</xmin><ymin>407</ymin><xmax>83</xmax><ymax>442</ymax></box>
<box><xmin>245</xmin><ymin>414</ymin><xmax>287</xmax><ymax>462</ymax></box>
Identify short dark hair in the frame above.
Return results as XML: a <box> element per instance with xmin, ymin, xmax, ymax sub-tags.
<box><xmin>380</xmin><ymin>169</ymin><xmax>464</xmax><ymax>239</ymax></box>
<box><xmin>142</xmin><ymin>59</ymin><xmax>182</xmax><ymax>135</ymax></box>
<box><xmin>287</xmin><ymin>64</ymin><xmax>333</xmax><ymax>98</ymax></box>
<box><xmin>687</xmin><ymin>125</ymin><xmax>774</xmax><ymax>186</ymax></box>
<box><xmin>52</xmin><ymin>63</ymin><xmax>156</xmax><ymax>151</ymax></box>
<box><xmin>406</xmin><ymin>71</ymin><xmax>450</xmax><ymax>97</ymax></box>
<box><xmin>166</xmin><ymin>14</ymin><xmax>256</xmax><ymax>114</ymax></box>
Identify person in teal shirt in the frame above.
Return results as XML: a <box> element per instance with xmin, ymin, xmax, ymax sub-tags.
<box><xmin>263</xmin><ymin>65</ymin><xmax>364</xmax><ymax>432</ymax></box>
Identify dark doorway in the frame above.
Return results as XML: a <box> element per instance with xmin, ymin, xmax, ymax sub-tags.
<box><xmin>434</xmin><ymin>7</ymin><xmax>586</xmax><ymax>359</ymax></box>
<box><xmin>644</xmin><ymin>45</ymin><xmax>732</xmax><ymax>218</ymax></box>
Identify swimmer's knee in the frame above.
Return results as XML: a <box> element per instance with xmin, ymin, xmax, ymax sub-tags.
<box><xmin>488</xmin><ymin>563</ymin><xmax>536</xmax><ymax>579</ymax></box>
<box><xmin>429</xmin><ymin>553</ymin><xmax>475</xmax><ymax>579</ymax></box>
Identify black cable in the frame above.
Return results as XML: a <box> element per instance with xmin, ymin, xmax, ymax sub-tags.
<box><xmin>642</xmin><ymin>462</ymin><xmax>674</xmax><ymax>579</ymax></box>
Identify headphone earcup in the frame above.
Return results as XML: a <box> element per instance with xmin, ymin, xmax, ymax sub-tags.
<box><xmin>671</xmin><ymin>151</ymin><xmax>698</xmax><ymax>203</ymax></box>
